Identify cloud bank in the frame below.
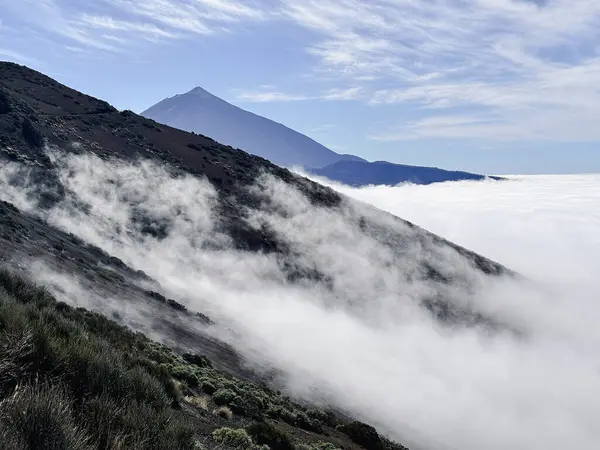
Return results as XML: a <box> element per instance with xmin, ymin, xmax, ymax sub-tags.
<box><xmin>1</xmin><ymin>151</ymin><xmax>599</xmax><ymax>450</ymax></box>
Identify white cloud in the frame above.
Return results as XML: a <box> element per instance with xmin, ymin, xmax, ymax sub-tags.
<box><xmin>235</xmin><ymin>86</ymin><xmax>363</xmax><ymax>103</ymax></box>
<box><xmin>79</xmin><ymin>14</ymin><xmax>179</xmax><ymax>41</ymax></box>
<box><xmin>0</xmin><ymin>48</ymin><xmax>40</xmax><ymax>65</ymax></box>
<box><xmin>105</xmin><ymin>0</ymin><xmax>266</xmax><ymax>34</ymax></box>
<box><xmin>282</xmin><ymin>0</ymin><xmax>600</xmax><ymax>141</ymax></box>
<box><xmin>0</xmin><ymin>0</ymin><xmax>267</xmax><ymax>53</ymax></box>
<box><xmin>323</xmin><ymin>86</ymin><xmax>363</xmax><ymax>100</ymax></box>
<box><xmin>312</xmin><ymin>123</ymin><xmax>336</xmax><ymax>133</ymax></box>
<box><xmin>1</xmin><ymin>150</ymin><xmax>600</xmax><ymax>450</ymax></box>
<box><xmin>7</xmin><ymin>0</ymin><xmax>600</xmax><ymax>143</ymax></box>
<box><xmin>235</xmin><ymin>90</ymin><xmax>312</xmax><ymax>102</ymax></box>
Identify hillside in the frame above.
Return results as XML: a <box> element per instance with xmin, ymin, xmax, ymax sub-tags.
<box><xmin>0</xmin><ymin>61</ymin><xmax>512</xmax><ymax>450</ymax></box>
<box><xmin>311</xmin><ymin>160</ymin><xmax>502</xmax><ymax>187</ymax></box>
<box><xmin>142</xmin><ymin>86</ymin><xmax>364</xmax><ymax>169</ymax></box>
<box><xmin>0</xmin><ymin>268</ymin><xmax>409</xmax><ymax>450</ymax></box>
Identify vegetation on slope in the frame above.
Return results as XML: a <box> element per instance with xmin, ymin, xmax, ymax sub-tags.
<box><xmin>0</xmin><ymin>269</ymin><xmax>408</xmax><ymax>450</ymax></box>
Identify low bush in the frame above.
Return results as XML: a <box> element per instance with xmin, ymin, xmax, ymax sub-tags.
<box><xmin>279</xmin><ymin>408</ymin><xmax>297</xmax><ymax>425</ymax></box>
<box><xmin>171</xmin><ymin>365</ymin><xmax>199</xmax><ymax>388</ymax></box>
<box><xmin>338</xmin><ymin>421</ymin><xmax>383</xmax><ymax>450</ymax></box>
<box><xmin>212</xmin><ymin>427</ymin><xmax>253</xmax><ymax>449</ymax></box>
<box><xmin>0</xmin><ymin>381</ymin><xmax>91</xmax><ymax>450</ymax></box>
<box><xmin>212</xmin><ymin>388</ymin><xmax>237</xmax><ymax>406</ymax></box>
<box><xmin>296</xmin><ymin>410</ymin><xmax>323</xmax><ymax>433</ymax></box>
<box><xmin>245</xmin><ymin>421</ymin><xmax>294</xmax><ymax>450</ymax></box>
<box><xmin>296</xmin><ymin>442</ymin><xmax>340</xmax><ymax>450</ymax></box>
<box><xmin>185</xmin><ymin>395</ymin><xmax>209</xmax><ymax>410</ymax></box>
<box><xmin>213</xmin><ymin>406</ymin><xmax>233</xmax><ymax>419</ymax></box>
<box><xmin>312</xmin><ymin>442</ymin><xmax>340</xmax><ymax>450</ymax></box>
<box><xmin>0</xmin><ymin>270</ymin><xmax>196</xmax><ymax>450</ymax></box>
<box><xmin>199</xmin><ymin>378</ymin><xmax>216</xmax><ymax>395</ymax></box>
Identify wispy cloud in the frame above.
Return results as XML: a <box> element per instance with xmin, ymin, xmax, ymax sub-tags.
<box><xmin>0</xmin><ymin>48</ymin><xmax>40</xmax><ymax>65</ymax></box>
<box><xmin>235</xmin><ymin>86</ymin><xmax>363</xmax><ymax>103</ymax></box>
<box><xmin>323</xmin><ymin>86</ymin><xmax>363</xmax><ymax>101</ymax></box>
<box><xmin>3</xmin><ymin>0</ymin><xmax>600</xmax><ymax>143</ymax></box>
<box><xmin>79</xmin><ymin>15</ymin><xmax>178</xmax><ymax>42</ymax></box>
<box><xmin>0</xmin><ymin>0</ymin><xmax>268</xmax><ymax>54</ymax></box>
<box><xmin>283</xmin><ymin>0</ymin><xmax>600</xmax><ymax>141</ymax></box>
<box><xmin>235</xmin><ymin>90</ymin><xmax>312</xmax><ymax>103</ymax></box>
<box><xmin>312</xmin><ymin>124</ymin><xmax>335</xmax><ymax>133</ymax></box>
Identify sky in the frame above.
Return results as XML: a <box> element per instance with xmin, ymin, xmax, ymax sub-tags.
<box><xmin>1</xmin><ymin>0</ymin><xmax>600</xmax><ymax>174</ymax></box>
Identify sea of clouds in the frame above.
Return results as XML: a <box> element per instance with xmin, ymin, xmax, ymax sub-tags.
<box><xmin>1</xmin><ymin>150</ymin><xmax>599</xmax><ymax>450</ymax></box>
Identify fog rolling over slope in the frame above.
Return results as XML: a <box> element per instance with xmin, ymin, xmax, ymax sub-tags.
<box><xmin>2</xmin><ymin>151</ymin><xmax>600</xmax><ymax>450</ymax></box>
<box><xmin>1</xmin><ymin>63</ymin><xmax>599</xmax><ymax>450</ymax></box>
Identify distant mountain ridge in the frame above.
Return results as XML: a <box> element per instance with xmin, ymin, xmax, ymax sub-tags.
<box><xmin>142</xmin><ymin>87</ymin><xmax>499</xmax><ymax>187</ymax></box>
<box><xmin>142</xmin><ymin>86</ymin><xmax>365</xmax><ymax>169</ymax></box>
<box><xmin>312</xmin><ymin>160</ymin><xmax>502</xmax><ymax>187</ymax></box>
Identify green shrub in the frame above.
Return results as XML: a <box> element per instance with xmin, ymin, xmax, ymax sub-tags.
<box><xmin>212</xmin><ymin>388</ymin><xmax>237</xmax><ymax>406</ymax></box>
<box><xmin>266</xmin><ymin>404</ymin><xmax>283</xmax><ymax>419</ymax></box>
<box><xmin>0</xmin><ymin>382</ymin><xmax>91</xmax><ymax>450</ymax></box>
<box><xmin>133</xmin><ymin>357</ymin><xmax>182</xmax><ymax>405</ymax></box>
<box><xmin>0</xmin><ymin>270</ymin><xmax>197</xmax><ymax>450</ymax></box>
<box><xmin>382</xmin><ymin>436</ymin><xmax>409</xmax><ymax>450</ymax></box>
<box><xmin>296</xmin><ymin>443</ymin><xmax>340</xmax><ymax>450</ymax></box>
<box><xmin>0</xmin><ymin>326</ymin><xmax>35</xmax><ymax>397</ymax></box>
<box><xmin>296</xmin><ymin>411</ymin><xmax>323</xmax><ymax>433</ymax></box>
<box><xmin>245</xmin><ymin>422</ymin><xmax>294</xmax><ymax>450</ymax></box>
<box><xmin>228</xmin><ymin>395</ymin><xmax>247</xmax><ymax>415</ymax></box>
<box><xmin>307</xmin><ymin>409</ymin><xmax>331</xmax><ymax>424</ymax></box>
<box><xmin>82</xmin><ymin>395</ymin><xmax>194</xmax><ymax>450</ymax></box>
<box><xmin>338</xmin><ymin>421</ymin><xmax>383</xmax><ymax>450</ymax></box>
<box><xmin>182</xmin><ymin>353</ymin><xmax>212</xmax><ymax>368</ymax></box>
<box><xmin>312</xmin><ymin>442</ymin><xmax>339</xmax><ymax>450</ymax></box>
<box><xmin>212</xmin><ymin>427</ymin><xmax>253</xmax><ymax>449</ymax></box>
<box><xmin>279</xmin><ymin>408</ymin><xmax>297</xmax><ymax>425</ymax></box>
<box><xmin>200</xmin><ymin>379</ymin><xmax>216</xmax><ymax>395</ymax></box>
<box><xmin>171</xmin><ymin>365</ymin><xmax>199</xmax><ymax>388</ymax></box>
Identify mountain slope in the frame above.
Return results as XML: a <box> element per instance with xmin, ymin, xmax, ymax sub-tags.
<box><xmin>311</xmin><ymin>160</ymin><xmax>502</xmax><ymax>187</ymax></box>
<box><xmin>0</xmin><ymin>61</ymin><xmax>514</xmax><ymax>450</ymax></box>
<box><xmin>142</xmin><ymin>87</ymin><xmax>497</xmax><ymax>186</ymax></box>
<box><xmin>142</xmin><ymin>86</ymin><xmax>365</xmax><ymax>169</ymax></box>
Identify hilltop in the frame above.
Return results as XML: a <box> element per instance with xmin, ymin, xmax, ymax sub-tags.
<box><xmin>142</xmin><ymin>86</ymin><xmax>364</xmax><ymax>169</ymax></box>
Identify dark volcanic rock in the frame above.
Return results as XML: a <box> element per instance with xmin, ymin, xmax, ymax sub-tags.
<box><xmin>0</xmin><ymin>89</ymin><xmax>11</xmax><ymax>114</ymax></box>
<box><xmin>22</xmin><ymin>116</ymin><xmax>44</xmax><ymax>147</ymax></box>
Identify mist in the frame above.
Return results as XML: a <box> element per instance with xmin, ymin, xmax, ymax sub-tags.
<box><xmin>1</xmin><ymin>150</ymin><xmax>599</xmax><ymax>450</ymax></box>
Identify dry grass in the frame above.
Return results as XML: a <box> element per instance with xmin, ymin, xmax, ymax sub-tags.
<box><xmin>184</xmin><ymin>395</ymin><xmax>209</xmax><ymax>411</ymax></box>
<box><xmin>213</xmin><ymin>406</ymin><xmax>233</xmax><ymax>420</ymax></box>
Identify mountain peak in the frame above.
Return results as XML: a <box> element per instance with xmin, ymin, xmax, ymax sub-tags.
<box><xmin>143</xmin><ymin>87</ymin><xmax>364</xmax><ymax>169</ymax></box>
<box><xmin>186</xmin><ymin>86</ymin><xmax>215</xmax><ymax>98</ymax></box>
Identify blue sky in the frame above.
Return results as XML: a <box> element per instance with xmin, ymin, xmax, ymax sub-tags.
<box><xmin>1</xmin><ymin>0</ymin><xmax>599</xmax><ymax>174</ymax></box>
